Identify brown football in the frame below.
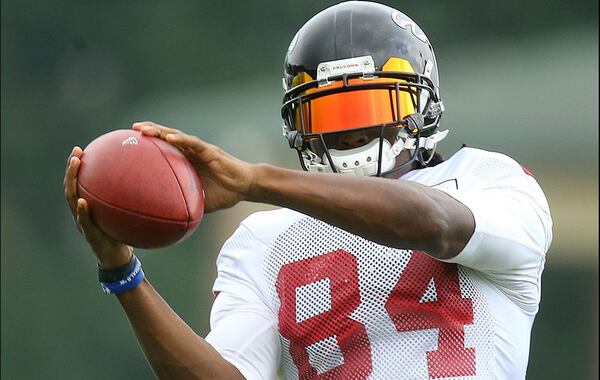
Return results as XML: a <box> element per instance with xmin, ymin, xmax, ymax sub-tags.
<box><xmin>77</xmin><ymin>129</ymin><xmax>204</xmax><ymax>248</ymax></box>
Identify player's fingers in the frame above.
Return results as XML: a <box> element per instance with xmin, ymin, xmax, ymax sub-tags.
<box><xmin>165</xmin><ymin>132</ymin><xmax>211</xmax><ymax>154</ymax></box>
<box><xmin>65</xmin><ymin>146</ymin><xmax>75</xmax><ymax>166</ymax></box>
<box><xmin>132</xmin><ymin>121</ymin><xmax>181</xmax><ymax>139</ymax></box>
<box><xmin>63</xmin><ymin>147</ymin><xmax>74</xmax><ymax>189</ymax></box>
<box><xmin>132</xmin><ymin>120</ymin><xmax>162</xmax><ymax>130</ymax></box>
<box><xmin>64</xmin><ymin>155</ymin><xmax>81</xmax><ymax>217</ymax></box>
<box><xmin>63</xmin><ymin>147</ymin><xmax>82</xmax><ymax>185</ymax></box>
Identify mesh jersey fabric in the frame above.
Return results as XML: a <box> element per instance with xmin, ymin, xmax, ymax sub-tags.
<box><xmin>205</xmin><ymin>147</ymin><xmax>553</xmax><ymax>380</ymax></box>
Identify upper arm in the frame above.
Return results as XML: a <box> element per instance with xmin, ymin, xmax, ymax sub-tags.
<box><xmin>425</xmin><ymin>186</ymin><xmax>476</xmax><ymax>260</ymax></box>
<box><xmin>205</xmin><ymin>292</ymin><xmax>280</xmax><ymax>380</ymax></box>
<box><xmin>205</xmin><ymin>217</ymin><xmax>286</xmax><ymax>380</ymax></box>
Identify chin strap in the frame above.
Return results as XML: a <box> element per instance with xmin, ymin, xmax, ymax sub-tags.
<box><xmin>302</xmin><ymin>129</ymin><xmax>449</xmax><ymax>176</ymax></box>
<box><xmin>304</xmin><ymin>138</ymin><xmax>395</xmax><ymax>176</ymax></box>
<box><xmin>397</xmin><ymin>129</ymin><xmax>449</xmax><ymax>152</ymax></box>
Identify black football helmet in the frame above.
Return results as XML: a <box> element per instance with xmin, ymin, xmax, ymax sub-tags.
<box><xmin>281</xmin><ymin>1</ymin><xmax>447</xmax><ymax>176</ymax></box>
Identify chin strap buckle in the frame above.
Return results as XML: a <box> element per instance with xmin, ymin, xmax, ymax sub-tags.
<box><xmin>284</xmin><ymin>127</ymin><xmax>305</xmax><ymax>151</ymax></box>
<box><xmin>402</xmin><ymin>129</ymin><xmax>449</xmax><ymax>151</ymax></box>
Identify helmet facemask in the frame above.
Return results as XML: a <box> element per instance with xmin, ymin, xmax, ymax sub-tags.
<box><xmin>282</xmin><ymin>56</ymin><xmax>446</xmax><ymax>177</ymax></box>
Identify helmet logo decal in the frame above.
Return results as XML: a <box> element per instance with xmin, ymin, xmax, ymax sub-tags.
<box><xmin>391</xmin><ymin>11</ymin><xmax>429</xmax><ymax>43</ymax></box>
<box><xmin>317</xmin><ymin>56</ymin><xmax>375</xmax><ymax>84</ymax></box>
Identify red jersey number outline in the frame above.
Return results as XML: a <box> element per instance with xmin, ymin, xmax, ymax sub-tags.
<box><xmin>276</xmin><ymin>250</ymin><xmax>372</xmax><ymax>379</ymax></box>
<box><xmin>276</xmin><ymin>249</ymin><xmax>476</xmax><ymax>379</ymax></box>
<box><xmin>385</xmin><ymin>251</ymin><xmax>476</xmax><ymax>378</ymax></box>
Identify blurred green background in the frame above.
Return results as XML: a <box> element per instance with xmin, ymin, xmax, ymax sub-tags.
<box><xmin>1</xmin><ymin>0</ymin><xmax>597</xmax><ymax>379</ymax></box>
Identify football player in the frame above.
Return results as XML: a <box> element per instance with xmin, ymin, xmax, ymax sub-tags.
<box><xmin>64</xmin><ymin>1</ymin><xmax>553</xmax><ymax>379</ymax></box>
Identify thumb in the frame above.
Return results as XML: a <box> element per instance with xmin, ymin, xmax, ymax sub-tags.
<box><xmin>76</xmin><ymin>198</ymin><xmax>105</xmax><ymax>244</ymax></box>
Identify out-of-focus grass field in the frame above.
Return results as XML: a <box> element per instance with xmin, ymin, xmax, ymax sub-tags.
<box><xmin>1</xmin><ymin>1</ymin><xmax>597</xmax><ymax>379</ymax></box>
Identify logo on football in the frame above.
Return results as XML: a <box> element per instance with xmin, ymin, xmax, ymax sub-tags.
<box><xmin>121</xmin><ymin>136</ymin><xmax>139</xmax><ymax>146</ymax></box>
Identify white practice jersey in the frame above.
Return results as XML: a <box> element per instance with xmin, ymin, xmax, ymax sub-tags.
<box><xmin>205</xmin><ymin>147</ymin><xmax>553</xmax><ymax>380</ymax></box>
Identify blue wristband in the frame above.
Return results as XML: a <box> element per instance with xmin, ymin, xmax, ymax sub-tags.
<box><xmin>100</xmin><ymin>256</ymin><xmax>145</xmax><ymax>295</ymax></box>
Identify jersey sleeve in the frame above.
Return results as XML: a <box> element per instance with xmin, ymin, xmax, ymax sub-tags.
<box><xmin>439</xmin><ymin>159</ymin><xmax>553</xmax><ymax>315</ymax></box>
<box><xmin>205</xmin><ymin>222</ymin><xmax>281</xmax><ymax>380</ymax></box>
<box><xmin>205</xmin><ymin>292</ymin><xmax>280</xmax><ymax>380</ymax></box>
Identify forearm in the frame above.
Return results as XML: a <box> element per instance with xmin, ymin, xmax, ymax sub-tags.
<box><xmin>129</xmin><ymin>124</ymin><xmax>472</xmax><ymax>258</ymax></box>
<box><xmin>248</xmin><ymin>164</ymin><xmax>472</xmax><ymax>259</ymax></box>
<box><xmin>116</xmin><ymin>280</ymin><xmax>243</xmax><ymax>380</ymax></box>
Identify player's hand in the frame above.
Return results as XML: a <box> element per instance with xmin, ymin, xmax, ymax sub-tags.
<box><xmin>133</xmin><ymin>121</ymin><xmax>255</xmax><ymax>213</ymax></box>
<box><xmin>64</xmin><ymin>147</ymin><xmax>133</xmax><ymax>268</ymax></box>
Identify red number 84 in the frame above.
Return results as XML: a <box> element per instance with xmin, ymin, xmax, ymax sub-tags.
<box><xmin>276</xmin><ymin>249</ymin><xmax>476</xmax><ymax>379</ymax></box>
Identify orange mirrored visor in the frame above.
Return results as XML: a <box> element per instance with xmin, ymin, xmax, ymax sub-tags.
<box><xmin>293</xmin><ymin>58</ymin><xmax>419</xmax><ymax>134</ymax></box>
